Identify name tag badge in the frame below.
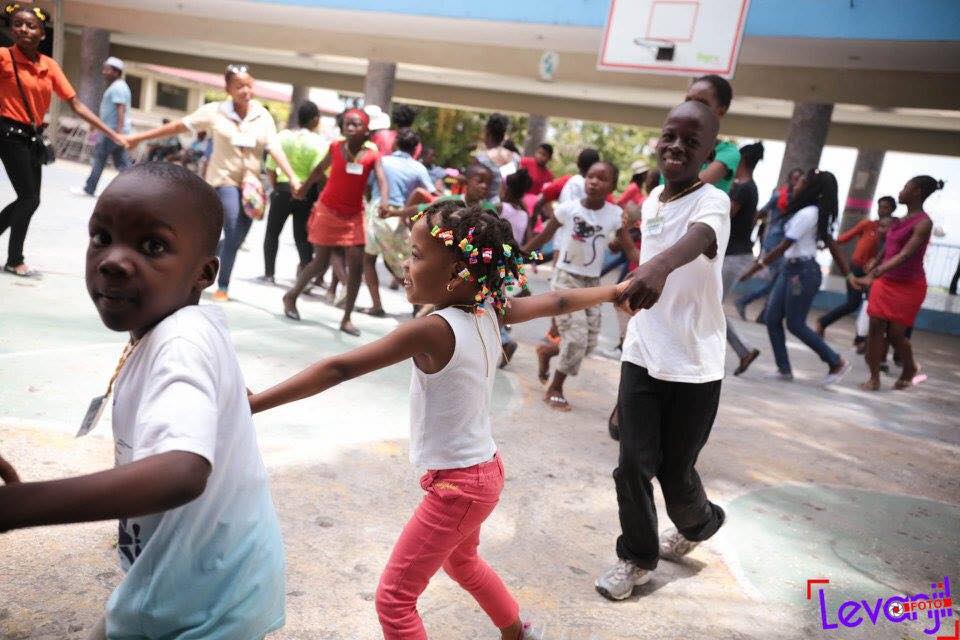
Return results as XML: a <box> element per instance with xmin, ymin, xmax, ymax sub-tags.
<box><xmin>645</xmin><ymin>216</ymin><xmax>665</xmax><ymax>236</ymax></box>
<box><xmin>231</xmin><ymin>132</ymin><xmax>257</xmax><ymax>148</ymax></box>
<box><xmin>345</xmin><ymin>162</ymin><xmax>364</xmax><ymax>175</ymax></box>
<box><xmin>77</xmin><ymin>395</ymin><xmax>107</xmax><ymax>437</ymax></box>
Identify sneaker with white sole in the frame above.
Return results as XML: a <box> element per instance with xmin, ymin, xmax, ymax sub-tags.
<box><xmin>594</xmin><ymin>558</ymin><xmax>651</xmax><ymax>600</ymax></box>
<box><xmin>821</xmin><ymin>359</ymin><xmax>851</xmax><ymax>387</ymax></box>
<box><xmin>765</xmin><ymin>370</ymin><xmax>794</xmax><ymax>381</ymax></box>
<box><xmin>658</xmin><ymin>528</ymin><xmax>700</xmax><ymax>562</ymax></box>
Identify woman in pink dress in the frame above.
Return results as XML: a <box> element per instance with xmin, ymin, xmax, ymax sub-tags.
<box><xmin>854</xmin><ymin>175</ymin><xmax>943</xmax><ymax>390</ymax></box>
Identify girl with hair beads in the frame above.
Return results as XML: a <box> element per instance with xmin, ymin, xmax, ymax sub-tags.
<box><xmin>250</xmin><ymin>200</ymin><xmax>630</xmax><ymax>639</ymax></box>
<box><xmin>854</xmin><ymin>175</ymin><xmax>942</xmax><ymax>391</ymax></box>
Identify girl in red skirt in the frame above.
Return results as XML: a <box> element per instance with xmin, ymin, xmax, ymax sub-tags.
<box><xmin>283</xmin><ymin>108</ymin><xmax>390</xmax><ymax>336</ymax></box>
<box><xmin>854</xmin><ymin>175</ymin><xmax>943</xmax><ymax>390</ymax></box>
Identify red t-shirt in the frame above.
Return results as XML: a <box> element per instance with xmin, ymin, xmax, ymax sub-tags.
<box><xmin>539</xmin><ymin>175</ymin><xmax>572</xmax><ymax>203</ymax></box>
<box><xmin>617</xmin><ymin>183</ymin><xmax>643</xmax><ymax>207</ymax></box>
<box><xmin>320</xmin><ymin>140</ymin><xmax>380</xmax><ymax>216</ymax></box>
<box><xmin>519</xmin><ymin>156</ymin><xmax>554</xmax><ymax>195</ymax></box>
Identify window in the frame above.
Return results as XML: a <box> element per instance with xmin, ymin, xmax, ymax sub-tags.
<box><xmin>155</xmin><ymin>82</ymin><xmax>189</xmax><ymax>111</ymax></box>
<box><xmin>126</xmin><ymin>74</ymin><xmax>142</xmax><ymax>109</ymax></box>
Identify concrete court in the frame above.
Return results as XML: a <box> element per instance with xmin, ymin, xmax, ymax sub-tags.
<box><xmin>1</xmin><ymin>161</ymin><xmax>958</xmax><ymax>640</ymax></box>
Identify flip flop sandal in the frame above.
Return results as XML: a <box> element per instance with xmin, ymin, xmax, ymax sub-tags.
<box><xmin>544</xmin><ymin>395</ymin><xmax>571</xmax><ymax>412</ymax></box>
<box><xmin>3</xmin><ymin>265</ymin><xmax>40</xmax><ymax>278</ymax></box>
<box><xmin>359</xmin><ymin>306</ymin><xmax>387</xmax><ymax>317</ymax></box>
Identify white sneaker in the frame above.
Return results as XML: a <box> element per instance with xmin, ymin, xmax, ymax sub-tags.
<box><xmin>594</xmin><ymin>558</ymin><xmax>651</xmax><ymax>600</ymax></box>
<box><xmin>659</xmin><ymin>528</ymin><xmax>700</xmax><ymax>562</ymax></box>
<box><xmin>69</xmin><ymin>186</ymin><xmax>94</xmax><ymax>197</ymax></box>
<box><xmin>821</xmin><ymin>360</ymin><xmax>851</xmax><ymax>387</ymax></box>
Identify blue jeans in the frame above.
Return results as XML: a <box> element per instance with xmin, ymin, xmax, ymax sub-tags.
<box><xmin>765</xmin><ymin>258</ymin><xmax>841</xmax><ymax>373</ymax></box>
<box><xmin>216</xmin><ymin>186</ymin><xmax>252</xmax><ymax>290</ymax></box>
<box><xmin>83</xmin><ymin>136</ymin><xmax>131</xmax><ymax>195</ymax></box>
<box><xmin>736</xmin><ymin>256</ymin><xmax>783</xmax><ymax>308</ymax></box>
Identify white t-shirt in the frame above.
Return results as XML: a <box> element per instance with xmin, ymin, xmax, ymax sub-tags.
<box><xmin>106</xmin><ymin>305</ymin><xmax>284</xmax><ymax>638</ymax></box>
<box><xmin>559</xmin><ymin>174</ymin><xmax>586</xmax><ymax>203</ymax></box>
<box><xmin>553</xmin><ymin>199</ymin><xmax>623</xmax><ymax>278</ymax></box>
<box><xmin>783</xmin><ymin>205</ymin><xmax>820</xmax><ymax>258</ymax></box>
<box><xmin>409</xmin><ymin>305</ymin><xmax>499</xmax><ymax>469</ymax></box>
<box><xmin>621</xmin><ymin>184</ymin><xmax>731</xmax><ymax>383</ymax></box>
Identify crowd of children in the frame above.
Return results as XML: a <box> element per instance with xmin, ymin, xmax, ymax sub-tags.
<box><xmin>0</xmin><ymin>55</ymin><xmax>947</xmax><ymax>638</ymax></box>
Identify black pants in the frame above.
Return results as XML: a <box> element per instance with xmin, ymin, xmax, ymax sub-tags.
<box><xmin>263</xmin><ymin>183</ymin><xmax>315</xmax><ymax>277</ymax></box>
<box><xmin>614</xmin><ymin>362</ymin><xmax>725</xmax><ymax>570</ymax></box>
<box><xmin>0</xmin><ymin>137</ymin><xmax>42</xmax><ymax>268</ymax></box>
<box><xmin>818</xmin><ymin>265</ymin><xmax>866</xmax><ymax>329</ymax></box>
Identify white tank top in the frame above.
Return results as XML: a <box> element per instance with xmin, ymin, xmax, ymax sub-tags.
<box><xmin>409</xmin><ymin>304</ymin><xmax>500</xmax><ymax>469</ymax></box>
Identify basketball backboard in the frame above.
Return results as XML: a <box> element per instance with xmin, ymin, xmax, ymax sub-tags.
<box><xmin>598</xmin><ymin>0</ymin><xmax>751</xmax><ymax>79</ymax></box>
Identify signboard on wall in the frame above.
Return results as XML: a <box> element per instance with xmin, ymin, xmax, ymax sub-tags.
<box><xmin>598</xmin><ymin>0</ymin><xmax>751</xmax><ymax>79</ymax></box>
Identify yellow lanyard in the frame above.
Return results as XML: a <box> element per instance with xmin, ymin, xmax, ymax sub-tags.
<box><xmin>104</xmin><ymin>339</ymin><xmax>139</xmax><ymax>399</ymax></box>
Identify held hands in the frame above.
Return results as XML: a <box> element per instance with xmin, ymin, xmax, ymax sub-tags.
<box><xmin>289</xmin><ymin>178</ymin><xmax>303</xmax><ymax>197</ymax></box>
<box><xmin>378</xmin><ymin>202</ymin><xmax>392</xmax><ymax>219</ymax></box>
<box><xmin>849</xmin><ymin>274</ymin><xmax>873</xmax><ymax>291</ymax></box>
<box><xmin>112</xmin><ymin>132</ymin><xmax>132</xmax><ymax>150</ymax></box>
<box><xmin>617</xmin><ymin>259</ymin><xmax>670</xmax><ymax>311</ymax></box>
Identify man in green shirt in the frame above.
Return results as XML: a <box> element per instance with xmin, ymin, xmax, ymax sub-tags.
<box><xmin>260</xmin><ymin>101</ymin><xmax>328</xmax><ymax>282</ymax></box>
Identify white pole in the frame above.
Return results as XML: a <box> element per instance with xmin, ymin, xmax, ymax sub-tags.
<box><xmin>49</xmin><ymin>0</ymin><xmax>65</xmax><ymax>134</ymax></box>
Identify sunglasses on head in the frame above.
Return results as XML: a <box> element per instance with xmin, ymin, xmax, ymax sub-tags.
<box><xmin>226</xmin><ymin>64</ymin><xmax>249</xmax><ymax>74</ymax></box>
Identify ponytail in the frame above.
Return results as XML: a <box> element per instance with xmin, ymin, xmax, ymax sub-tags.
<box><xmin>911</xmin><ymin>175</ymin><xmax>945</xmax><ymax>202</ymax></box>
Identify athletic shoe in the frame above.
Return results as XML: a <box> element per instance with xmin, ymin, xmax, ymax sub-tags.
<box><xmin>256</xmin><ymin>274</ymin><xmax>275</xmax><ymax>284</ymax></box>
<box><xmin>212</xmin><ymin>289</ymin><xmax>229</xmax><ymax>302</ymax></box>
<box><xmin>69</xmin><ymin>186</ymin><xmax>95</xmax><ymax>197</ymax></box>
<box><xmin>659</xmin><ymin>528</ymin><xmax>700</xmax><ymax>562</ymax></box>
<box><xmin>765</xmin><ymin>371</ymin><xmax>794</xmax><ymax>381</ymax></box>
<box><xmin>594</xmin><ymin>559</ymin><xmax>651</xmax><ymax>601</ymax></box>
<box><xmin>733</xmin><ymin>348</ymin><xmax>760</xmax><ymax>376</ymax></box>
<box><xmin>821</xmin><ymin>360</ymin><xmax>851</xmax><ymax>387</ymax></box>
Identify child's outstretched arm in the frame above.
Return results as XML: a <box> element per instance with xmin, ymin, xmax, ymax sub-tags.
<box><xmin>503</xmin><ymin>280</ymin><xmax>630</xmax><ymax>325</ymax></box>
<box><xmin>250</xmin><ymin>315</ymin><xmax>451</xmax><ymax>414</ymax></box>
<box><xmin>621</xmin><ymin>222</ymin><xmax>716</xmax><ymax>310</ymax></box>
<box><xmin>520</xmin><ymin>217</ymin><xmax>561</xmax><ymax>254</ymax></box>
<box><xmin>0</xmin><ymin>451</ymin><xmax>210</xmax><ymax>533</ymax></box>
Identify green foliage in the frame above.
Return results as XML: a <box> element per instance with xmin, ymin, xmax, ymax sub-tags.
<box><xmin>401</xmin><ymin>102</ymin><xmax>656</xmax><ymax>190</ymax></box>
<box><xmin>548</xmin><ymin>119</ymin><xmax>657</xmax><ymax>190</ymax></box>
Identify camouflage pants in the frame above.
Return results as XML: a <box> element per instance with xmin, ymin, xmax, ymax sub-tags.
<box><xmin>553</xmin><ymin>269</ymin><xmax>602</xmax><ymax>376</ymax></box>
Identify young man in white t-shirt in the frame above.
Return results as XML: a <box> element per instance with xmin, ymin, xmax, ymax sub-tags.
<box><xmin>0</xmin><ymin>163</ymin><xmax>285</xmax><ymax>638</ymax></box>
<box><xmin>595</xmin><ymin>101</ymin><xmax>730</xmax><ymax>601</ymax></box>
<box><xmin>523</xmin><ymin>161</ymin><xmax>638</xmax><ymax>411</ymax></box>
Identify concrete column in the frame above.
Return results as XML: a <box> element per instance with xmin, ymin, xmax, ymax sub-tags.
<box><xmin>287</xmin><ymin>84</ymin><xmax>309</xmax><ymax>129</ymax></box>
<box><xmin>78</xmin><ymin>28</ymin><xmax>110</xmax><ymax>111</ymax></box>
<box><xmin>777</xmin><ymin>102</ymin><xmax>834</xmax><ymax>184</ymax></box>
<box><xmin>832</xmin><ymin>148</ymin><xmax>885</xmax><ymax>274</ymax></box>
<box><xmin>48</xmin><ymin>0</ymin><xmax>65</xmax><ymax>135</ymax></box>
<box><xmin>363</xmin><ymin>61</ymin><xmax>396</xmax><ymax>112</ymax></box>
<box><xmin>523</xmin><ymin>114</ymin><xmax>548</xmax><ymax>156</ymax></box>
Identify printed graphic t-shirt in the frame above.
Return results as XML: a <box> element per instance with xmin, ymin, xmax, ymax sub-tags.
<box><xmin>107</xmin><ymin>305</ymin><xmax>284</xmax><ymax>639</ymax></box>
<box><xmin>552</xmin><ymin>199</ymin><xmax>623</xmax><ymax>278</ymax></box>
<box><xmin>621</xmin><ymin>184</ymin><xmax>731</xmax><ymax>383</ymax></box>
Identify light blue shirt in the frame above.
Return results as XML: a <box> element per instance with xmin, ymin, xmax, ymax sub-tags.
<box><xmin>99</xmin><ymin>78</ymin><xmax>132</xmax><ymax>134</ymax></box>
<box><xmin>370</xmin><ymin>150</ymin><xmax>436</xmax><ymax>206</ymax></box>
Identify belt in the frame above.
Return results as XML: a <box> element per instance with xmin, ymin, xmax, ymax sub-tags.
<box><xmin>785</xmin><ymin>256</ymin><xmax>817</xmax><ymax>265</ymax></box>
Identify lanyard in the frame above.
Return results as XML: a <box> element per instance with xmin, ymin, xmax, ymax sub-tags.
<box><xmin>76</xmin><ymin>339</ymin><xmax>139</xmax><ymax>437</ymax></box>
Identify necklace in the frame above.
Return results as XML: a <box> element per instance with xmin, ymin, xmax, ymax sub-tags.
<box><xmin>655</xmin><ymin>180</ymin><xmax>704</xmax><ymax>218</ymax></box>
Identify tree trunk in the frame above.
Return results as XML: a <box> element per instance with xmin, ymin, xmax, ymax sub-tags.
<box><xmin>287</xmin><ymin>85</ymin><xmax>309</xmax><ymax>129</ymax></box>
<box><xmin>523</xmin><ymin>114</ymin><xmax>548</xmax><ymax>156</ymax></box>
<box><xmin>777</xmin><ymin>102</ymin><xmax>834</xmax><ymax>184</ymax></box>
<box><xmin>78</xmin><ymin>28</ymin><xmax>110</xmax><ymax>111</ymax></box>
<box><xmin>363</xmin><ymin>61</ymin><xmax>396</xmax><ymax>112</ymax></box>
<box><xmin>832</xmin><ymin>148</ymin><xmax>885</xmax><ymax>274</ymax></box>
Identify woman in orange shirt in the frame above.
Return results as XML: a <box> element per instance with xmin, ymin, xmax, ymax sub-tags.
<box><xmin>0</xmin><ymin>4</ymin><xmax>126</xmax><ymax>277</ymax></box>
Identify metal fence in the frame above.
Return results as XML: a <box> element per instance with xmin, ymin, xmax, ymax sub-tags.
<box><xmin>926</xmin><ymin>242</ymin><xmax>960</xmax><ymax>290</ymax></box>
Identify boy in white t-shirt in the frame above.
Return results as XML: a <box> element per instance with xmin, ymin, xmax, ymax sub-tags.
<box><xmin>523</xmin><ymin>161</ymin><xmax>638</xmax><ymax>411</ymax></box>
<box><xmin>595</xmin><ymin>101</ymin><xmax>730</xmax><ymax>601</ymax></box>
<box><xmin>0</xmin><ymin>163</ymin><xmax>284</xmax><ymax>639</ymax></box>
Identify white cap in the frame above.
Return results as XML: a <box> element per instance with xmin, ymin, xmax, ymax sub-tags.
<box><xmin>104</xmin><ymin>56</ymin><xmax>124</xmax><ymax>71</ymax></box>
<box><xmin>630</xmin><ymin>159</ymin><xmax>652</xmax><ymax>175</ymax></box>
<box><xmin>364</xmin><ymin>104</ymin><xmax>391</xmax><ymax>131</ymax></box>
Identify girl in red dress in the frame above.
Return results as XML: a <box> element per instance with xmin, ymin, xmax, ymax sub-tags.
<box><xmin>854</xmin><ymin>175</ymin><xmax>943</xmax><ymax>390</ymax></box>
<box><xmin>283</xmin><ymin>108</ymin><xmax>389</xmax><ymax>336</ymax></box>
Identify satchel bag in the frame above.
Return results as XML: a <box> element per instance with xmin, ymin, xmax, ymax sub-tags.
<box><xmin>8</xmin><ymin>48</ymin><xmax>56</xmax><ymax>165</ymax></box>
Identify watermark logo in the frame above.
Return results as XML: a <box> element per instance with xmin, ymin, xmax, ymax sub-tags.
<box><xmin>806</xmin><ymin>576</ymin><xmax>956</xmax><ymax>637</ymax></box>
